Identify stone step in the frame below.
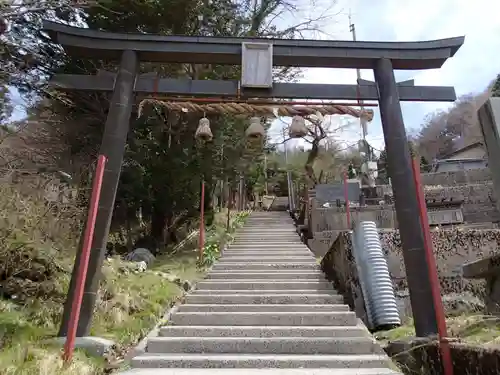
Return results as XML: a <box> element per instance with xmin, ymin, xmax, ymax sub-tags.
<box><xmin>237</xmin><ymin>229</ymin><xmax>297</xmax><ymax>232</ymax></box>
<box><xmin>236</xmin><ymin>232</ymin><xmax>297</xmax><ymax>234</ymax></box>
<box><xmin>226</xmin><ymin>251</ymin><xmax>308</xmax><ymax>255</ymax></box>
<box><xmin>224</xmin><ymin>247</ymin><xmax>309</xmax><ymax>251</ymax></box>
<box><xmin>206</xmin><ymin>272</ymin><xmax>324</xmax><ymax>280</ymax></box>
<box><xmin>190</xmin><ymin>289</ymin><xmax>339</xmax><ymax>295</ymax></box>
<box><xmin>176</xmin><ymin>304</ymin><xmax>350</xmax><ymax>313</ymax></box>
<box><xmin>241</xmin><ymin>222</ymin><xmax>293</xmax><ymax>224</ymax></box>
<box><xmin>159</xmin><ymin>325</ymin><xmax>368</xmax><ymax>338</ymax></box>
<box><xmin>226</xmin><ymin>247</ymin><xmax>308</xmax><ymax>251</ymax></box>
<box><xmin>238</xmin><ymin>228</ymin><xmax>295</xmax><ymax>231</ymax></box>
<box><xmin>233</xmin><ymin>239</ymin><xmax>302</xmax><ymax>244</ymax></box>
<box><xmin>224</xmin><ymin>248</ymin><xmax>310</xmax><ymax>252</ymax></box>
<box><xmin>217</xmin><ymin>257</ymin><xmax>316</xmax><ymax>263</ymax></box>
<box><xmin>228</xmin><ymin>243</ymin><xmax>306</xmax><ymax>247</ymax></box>
<box><xmin>146</xmin><ymin>337</ymin><xmax>381</xmax><ymax>355</ymax></box>
<box><xmin>211</xmin><ymin>263</ymin><xmax>321</xmax><ymax>271</ymax></box>
<box><xmin>222</xmin><ymin>252</ymin><xmax>312</xmax><ymax>257</ymax></box>
<box><xmin>131</xmin><ymin>353</ymin><xmax>392</xmax><ymax>369</ymax></box>
<box><xmin>235</xmin><ymin>232</ymin><xmax>298</xmax><ymax>235</ymax></box>
<box><xmin>196</xmin><ymin>280</ymin><xmax>331</xmax><ymax>290</ymax></box>
<box><xmin>228</xmin><ymin>242</ymin><xmax>305</xmax><ymax>246</ymax></box>
<box><xmin>169</xmin><ymin>311</ymin><xmax>357</xmax><ymax>326</ymax></box>
<box><xmin>123</xmin><ymin>369</ymin><xmax>400</xmax><ymax>375</ymax></box>
<box><xmin>236</xmin><ymin>234</ymin><xmax>297</xmax><ymax>237</ymax></box>
<box><xmin>231</xmin><ymin>241</ymin><xmax>302</xmax><ymax>245</ymax></box>
<box><xmin>241</xmin><ymin>223</ymin><xmax>293</xmax><ymax>225</ymax></box>
<box><xmin>185</xmin><ymin>293</ymin><xmax>343</xmax><ymax>304</ymax></box>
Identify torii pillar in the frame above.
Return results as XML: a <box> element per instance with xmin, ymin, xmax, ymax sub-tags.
<box><xmin>374</xmin><ymin>58</ymin><xmax>438</xmax><ymax>336</ymax></box>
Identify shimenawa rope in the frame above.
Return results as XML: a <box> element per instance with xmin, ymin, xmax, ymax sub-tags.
<box><xmin>138</xmin><ymin>98</ymin><xmax>374</xmax><ymax>121</ymax></box>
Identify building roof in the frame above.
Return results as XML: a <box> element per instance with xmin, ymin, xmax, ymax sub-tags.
<box><xmin>442</xmin><ymin>141</ymin><xmax>484</xmax><ymax>159</ymax></box>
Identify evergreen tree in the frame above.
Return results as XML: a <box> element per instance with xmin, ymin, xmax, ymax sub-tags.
<box><xmin>492</xmin><ymin>74</ymin><xmax>500</xmax><ymax>97</ymax></box>
<box><xmin>347</xmin><ymin>163</ymin><xmax>356</xmax><ymax>179</ymax></box>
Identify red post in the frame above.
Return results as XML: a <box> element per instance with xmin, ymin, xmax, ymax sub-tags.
<box><xmin>344</xmin><ymin>171</ymin><xmax>351</xmax><ymax>229</ymax></box>
<box><xmin>411</xmin><ymin>157</ymin><xmax>453</xmax><ymax>375</ymax></box>
<box><xmin>199</xmin><ymin>180</ymin><xmax>206</xmax><ymax>259</ymax></box>
<box><xmin>63</xmin><ymin>155</ymin><xmax>107</xmax><ymax>363</ymax></box>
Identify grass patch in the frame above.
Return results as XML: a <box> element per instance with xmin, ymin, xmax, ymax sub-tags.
<box><xmin>375</xmin><ymin>314</ymin><xmax>500</xmax><ymax>347</ymax></box>
<box><xmin>0</xmin><ymin>250</ymin><xmax>199</xmax><ymax>374</ymax></box>
<box><xmin>0</xmin><ymin>195</ymin><xmax>249</xmax><ymax>374</ymax></box>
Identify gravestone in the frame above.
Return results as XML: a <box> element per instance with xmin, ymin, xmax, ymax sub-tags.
<box><xmin>463</xmin><ymin>253</ymin><xmax>500</xmax><ymax>315</ymax></box>
<box><xmin>315</xmin><ymin>181</ymin><xmax>361</xmax><ymax>205</ymax></box>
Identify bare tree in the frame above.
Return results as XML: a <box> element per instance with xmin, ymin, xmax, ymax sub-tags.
<box><xmin>417</xmin><ymin>93</ymin><xmax>486</xmax><ymax>161</ymax></box>
<box><xmin>0</xmin><ymin>0</ymin><xmax>102</xmax><ymax>23</ymax></box>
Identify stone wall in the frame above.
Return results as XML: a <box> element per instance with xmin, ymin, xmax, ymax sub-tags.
<box><xmin>321</xmin><ymin>228</ymin><xmax>500</xmax><ymax>320</ymax></box>
<box><xmin>311</xmin><ymin>206</ymin><xmax>397</xmax><ymax>232</ymax></box>
<box><xmin>421</xmin><ymin>168</ymin><xmax>492</xmax><ymax>186</ymax></box>
<box><xmin>320</xmin><ymin>232</ymin><xmax>368</xmax><ymax>320</ymax></box>
<box><xmin>380</xmin><ymin>228</ymin><xmax>500</xmax><ymax>297</ymax></box>
<box><xmin>310</xmin><ymin>182</ymin><xmax>499</xmax><ymax>236</ymax></box>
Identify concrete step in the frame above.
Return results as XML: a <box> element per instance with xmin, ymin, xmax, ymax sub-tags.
<box><xmin>206</xmin><ymin>272</ymin><xmax>324</xmax><ymax>280</ymax></box>
<box><xmin>236</xmin><ymin>234</ymin><xmax>297</xmax><ymax>237</ymax></box>
<box><xmin>230</xmin><ymin>242</ymin><xmax>303</xmax><ymax>246</ymax></box>
<box><xmin>241</xmin><ymin>222</ymin><xmax>293</xmax><ymax>224</ymax></box>
<box><xmin>235</xmin><ymin>234</ymin><xmax>299</xmax><ymax>238</ymax></box>
<box><xmin>176</xmin><ymin>304</ymin><xmax>350</xmax><ymax>313</ymax></box>
<box><xmin>196</xmin><ymin>280</ymin><xmax>331</xmax><ymax>290</ymax></box>
<box><xmin>232</xmin><ymin>238</ymin><xmax>301</xmax><ymax>242</ymax></box>
<box><xmin>159</xmin><ymin>325</ymin><xmax>368</xmax><ymax>338</ymax></box>
<box><xmin>235</xmin><ymin>232</ymin><xmax>298</xmax><ymax>235</ymax></box>
<box><xmin>222</xmin><ymin>253</ymin><xmax>313</xmax><ymax>257</ymax></box>
<box><xmin>131</xmin><ymin>353</ymin><xmax>392</xmax><ymax>369</ymax></box>
<box><xmin>224</xmin><ymin>247</ymin><xmax>309</xmax><ymax>251</ymax></box>
<box><xmin>223</xmin><ymin>249</ymin><xmax>310</xmax><ymax>253</ymax></box>
<box><xmin>225</xmin><ymin>245</ymin><xmax>308</xmax><ymax>249</ymax></box>
<box><xmin>190</xmin><ymin>289</ymin><xmax>339</xmax><ymax>295</ymax></box>
<box><xmin>146</xmin><ymin>337</ymin><xmax>381</xmax><ymax>355</ymax></box>
<box><xmin>226</xmin><ymin>243</ymin><xmax>306</xmax><ymax>247</ymax></box>
<box><xmin>237</xmin><ymin>229</ymin><xmax>297</xmax><ymax>232</ymax></box>
<box><xmin>123</xmin><ymin>369</ymin><xmax>401</xmax><ymax>375</ymax></box>
<box><xmin>185</xmin><ymin>293</ymin><xmax>343</xmax><ymax>304</ymax></box>
<box><xmin>217</xmin><ymin>257</ymin><xmax>316</xmax><ymax>263</ymax></box>
<box><xmin>211</xmin><ymin>263</ymin><xmax>321</xmax><ymax>271</ymax></box>
<box><xmin>228</xmin><ymin>243</ymin><xmax>307</xmax><ymax>248</ymax></box>
<box><xmin>169</xmin><ymin>311</ymin><xmax>357</xmax><ymax>326</ymax></box>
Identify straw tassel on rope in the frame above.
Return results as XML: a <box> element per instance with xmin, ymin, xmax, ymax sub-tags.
<box><xmin>246</xmin><ymin>117</ymin><xmax>266</xmax><ymax>140</ymax></box>
<box><xmin>289</xmin><ymin>115</ymin><xmax>308</xmax><ymax>138</ymax></box>
<box><xmin>195</xmin><ymin>117</ymin><xmax>213</xmax><ymax>141</ymax></box>
<box><xmin>138</xmin><ymin>99</ymin><xmax>374</xmax><ymax>121</ymax></box>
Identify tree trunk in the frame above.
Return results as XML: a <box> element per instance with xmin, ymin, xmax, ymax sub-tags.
<box><xmin>305</xmin><ymin>139</ymin><xmax>320</xmax><ymax>186</ymax></box>
<box><xmin>150</xmin><ymin>203</ymin><xmax>167</xmax><ymax>248</ymax></box>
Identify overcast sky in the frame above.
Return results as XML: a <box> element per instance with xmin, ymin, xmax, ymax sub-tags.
<box><xmin>9</xmin><ymin>0</ymin><xmax>500</xmax><ymax>154</ymax></box>
<box><xmin>270</xmin><ymin>0</ymin><xmax>500</xmax><ymax>152</ymax></box>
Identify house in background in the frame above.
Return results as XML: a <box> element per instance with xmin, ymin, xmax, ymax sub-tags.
<box><xmin>433</xmin><ymin>141</ymin><xmax>487</xmax><ymax>172</ymax></box>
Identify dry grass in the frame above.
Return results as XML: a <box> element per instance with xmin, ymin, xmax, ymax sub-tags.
<box><xmin>376</xmin><ymin>314</ymin><xmax>500</xmax><ymax>346</ymax></box>
<box><xmin>0</xmin><ymin>176</ymin><xmax>248</xmax><ymax>374</ymax></box>
<box><xmin>0</xmin><ymin>175</ymin><xmax>207</xmax><ymax>374</ymax></box>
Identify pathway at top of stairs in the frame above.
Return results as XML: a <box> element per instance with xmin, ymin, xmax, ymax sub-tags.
<box><xmin>124</xmin><ymin>212</ymin><xmax>401</xmax><ymax>375</ymax></box>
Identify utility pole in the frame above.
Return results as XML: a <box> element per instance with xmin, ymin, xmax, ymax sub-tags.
<box><xmin>282</xmin><ymin>127</ymin><xmax>295</xmax><ymax>211</ymax></box>
<box><xmin>349</xmin><ymin>12</ymin><xmax>368</xmax><ymax>143</ymax></box>
<box><xmin>239</xmin><ymin>174</ymin><xmax>244</xmax><ymax>210</ymax></box>
<box><xmin>264</xmin><ymin>153</ymin><xmax>269</xmax><ymax>195</ymax></box>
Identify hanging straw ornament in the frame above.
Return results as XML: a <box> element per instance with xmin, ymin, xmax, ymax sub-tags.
<box><xmin>246</xmin><ymin>116</ymin><xmax>266</xmax><ymax>140</ymax></box>
<box><xmin>195</xmin><ymin>116</ymin><xmax>213</xmax><ymax>141</ymax></box>
<box><xmin>289</xmin><ymin>115</ymin><xmax>308</xmax><ymax>138</ymax></box>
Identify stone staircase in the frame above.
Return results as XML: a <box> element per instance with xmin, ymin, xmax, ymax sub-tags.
<box><xmin>125</xmin><ymin>212</ymin><xmax>400</xmax><ymax>375</ymax></box>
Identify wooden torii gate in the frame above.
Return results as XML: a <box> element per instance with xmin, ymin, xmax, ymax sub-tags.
<box><xmin>42</xmin><ymin>20</ymin><xmax>464</xmax><ymax>338</ymax></box>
